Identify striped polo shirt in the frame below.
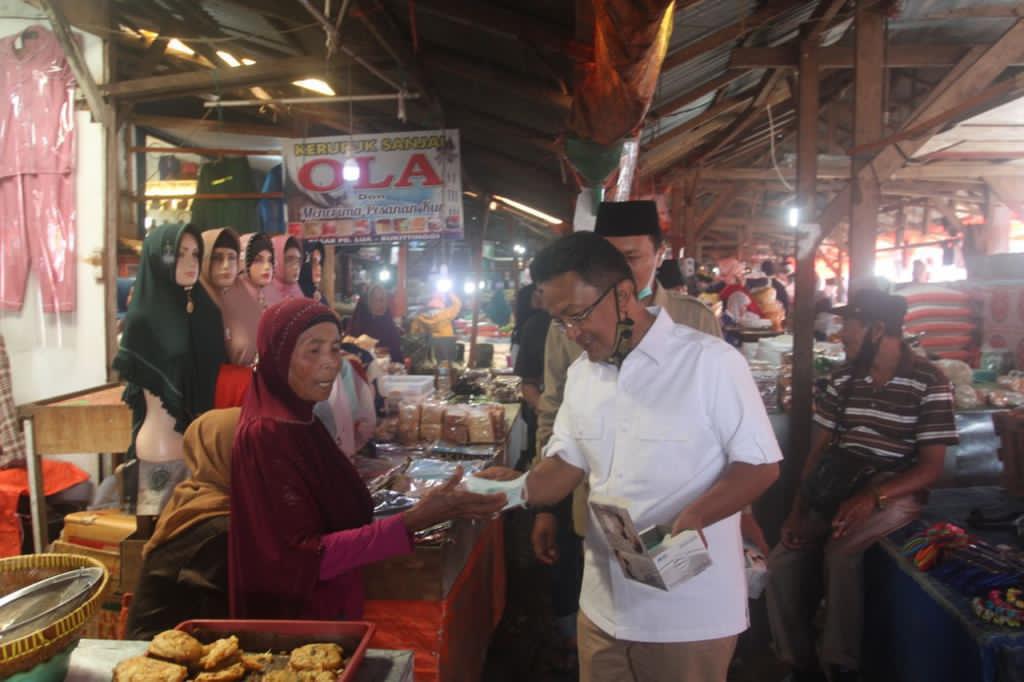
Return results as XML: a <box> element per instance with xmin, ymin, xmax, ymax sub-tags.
<box><xmin>813</xmin><ymin>346</ymin><xmax>958</xmax><ymax>461</ymax></box>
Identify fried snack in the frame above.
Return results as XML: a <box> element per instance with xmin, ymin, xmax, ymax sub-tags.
<box><xmin>199</xmin><ymin>636</ymin><xmax>241</xmax><ymax>670</ymax></box>
<box><xmin>113</xmin><ymin>655</ymin><xmax>188</xmax><ymax>682</ymax></box>
<box><xmin>242</xmin><ymin>653</ymin><xmax>274</xmax><ymax>672</ymax></box>
<box><xmin>194</xmin><ymin>662</ymin><xmax>246</xmax><ymax>682</ymax></box>
<box><xmin>298</xmin><ymin>671</ymin><xmax>338</xmax><ymax>682</ymax></box>
<box><xmin>146</xmin><ymin>630</ymin><xmax>204</xmax><ymax>665</ymax></box>
<box><xmin>289</xmin><ymin>643</ymin><xmax>344</xmax><ymax>672</ymax></box>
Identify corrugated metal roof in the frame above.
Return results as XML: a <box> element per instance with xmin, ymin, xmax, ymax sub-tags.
<box><xmin>669</xmin><ymin>0</ymin><xmax>758</xmax><ymax>51</ymax></box>
<box><xmin>641</xmin><ymin>92</ymin><xmax>716</xmax><ymax>144</ymax></box>
<box><xmin>653</xmin><ymin>42</ymin><xmax>734</xmax><ymax>108</ymax></box>
<box><xmin>746</xmin><ymin>1</ymin><xmax>818</xmax><ymax>47</ymax></box>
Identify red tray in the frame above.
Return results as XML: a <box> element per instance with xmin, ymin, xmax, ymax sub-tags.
<box><xmin>175</xmin><ymin>619</ymin><xmax>375</xmax><ymax>681</ymax></box>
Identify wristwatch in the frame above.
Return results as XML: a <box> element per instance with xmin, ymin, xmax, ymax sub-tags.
<box><xmin>871</xmin><ymin>486</ymin><xmax>888</xmax><ymax>511</ymax></box>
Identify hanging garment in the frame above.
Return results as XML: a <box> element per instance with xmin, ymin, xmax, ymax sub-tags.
<box><xmin>0</xmin><ymin>26</ymin><xmax>76</xmax><ymax>313</ymax></box>
<box><xmin>259</xmin><ymin>164</ymin><xmax>285</xmax><ymax>234</ymax></box>
<box><xmin>190</xmin><ymin>157</ymin><xmax>260</xmax><ymax>233</ymax></box>
<box><xmin>0</xmin><ymin>334</ymin><xmax>25</xmax><ymax>468</ymax></box>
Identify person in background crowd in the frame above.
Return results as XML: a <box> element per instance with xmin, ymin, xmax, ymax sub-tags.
<box><xmin>513</xmin><ymin>285</ymin><xmax>550</xmax><ymax>469</ymax></box>
<box><xmin>512</xmin><ymin>284</ymin><xmax>541</xmax><ymax>357</ymax></box>
<box><xmin>531</xmin><ymin>200</ymin><xmax>723</xmax><ymax>675</ymax></box>
<box><xmin>349</xmin><ymin>284</ymin><xmax>404</xmax><ymax>362</ymax></box>
<box><xmin>480</xmin><ymin>232</ymin><xmax>781</xmax><ymax>682</ymax></box>
<box><xmin>718</xmin><ymin>257</ymin><xmax>764</xmax><ymax>326</ymax></box>
<box><xmin>228</xmin><ymin>299</ymin><xmax>505</xmax><ymax>620</ymax></box>
<box><xmin>484</xmin><ymin>289</ymin><xmax>513</xmax><ymax>327</ymax></box>
<box><xmin>655</xmin><ymin>257</ymin><xmax>687</xmax><ymax>292</ymax></box>
<box><xmin>410</xmin><ymin>293</ymin><xmax>462</xmax><ymax>338</ymax></box>
<box><xmin>766</xmin><ymin>289</ymin><xmax>957</xmax><ymax>682</ymax></box>
<box><xmin>912</xmin><ymin>259</ymin><xmax>930</xmax><ymax>284</ymax></box>
<box><xmin>762</xmin><ymin>260</ymin><xmax>790</xmax><ymax>315</ymax></box>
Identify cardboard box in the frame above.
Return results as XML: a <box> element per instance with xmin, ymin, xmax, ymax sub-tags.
<box><xmin>120</xmin><ymin>538</ymin><xmax>147</xmax><ymax>596</ymax></box>
<box><xmin>61</xmin><ymin>510</ymin><xmax>136</xmax><ymax>551</ymax></box>
<box><xmin>590</xmin><ymin>494</ymin><xmax>712</xmax><ymax>592</ymax></box>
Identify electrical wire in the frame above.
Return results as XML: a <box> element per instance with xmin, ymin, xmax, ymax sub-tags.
<box><xmin>766</xmin><ymin>102</ymin><xmax>794</xmax><ymax>192</ymax></box>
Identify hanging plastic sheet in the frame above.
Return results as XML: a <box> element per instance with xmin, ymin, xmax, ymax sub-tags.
<box><xmin>0</xmin><ymin>25</ymin><xmax>79</xmax><ymax>348</ymax></box>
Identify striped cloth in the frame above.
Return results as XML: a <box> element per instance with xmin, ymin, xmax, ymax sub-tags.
<box><xmin>0</xmin><ymin>334</ymin><xmax>24</xmax><ymax>468</ymax></box>
<box><xmin>814</xmin><ymin>346</ymin><xmax>958</xmax><ymax>461</ymax></box>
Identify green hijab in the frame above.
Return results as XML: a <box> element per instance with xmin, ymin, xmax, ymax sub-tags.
<box><xmin>114</xmin><ymin>223</ymin><xmax>221</xmax><ymax>433</ymax></box>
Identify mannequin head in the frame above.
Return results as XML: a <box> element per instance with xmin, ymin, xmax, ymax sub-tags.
<box><xmin>311</xmin><ymin>249</ymin><xmax>323</xmax><ymax>285</ymax></box>
<box><xmin>282</xmin><ymin>239</ymin><xmax>303</xmax><ymax>285</ymax></box>
<box><xmin>245</xmin><ymin>233</ymin><xmax>275</xmax><ymax>288</ymax></box>
<box><xmin>209</xmin><ymin>229</ymin><xmax>240</xmax><ymax>290</ymax></box>
<box><xmin>176</xmin><ymin>232</ymin><xmax>201</xmax><ymax>287</ymax></box>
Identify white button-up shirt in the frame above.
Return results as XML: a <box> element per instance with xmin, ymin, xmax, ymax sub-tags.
<box><xmin>545</xmin><ymin>308</ymin><xmax>783</xmax><ymax>643</ymax></box>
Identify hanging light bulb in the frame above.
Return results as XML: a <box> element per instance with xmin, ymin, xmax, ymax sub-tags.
<box><xmin>343</xmin><ymin>157</ymin><xmax>360</xmax><ymax>182</ymax></box>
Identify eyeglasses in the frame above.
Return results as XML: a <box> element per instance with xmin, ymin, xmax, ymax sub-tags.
<box><xmin>552</xmin><ymin>281</ymin><xmax>619</xmax><ymax>331</ymax></box>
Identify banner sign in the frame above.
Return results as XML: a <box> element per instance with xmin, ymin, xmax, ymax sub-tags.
<box><xmin>284</xmin><ymin>129</ymin><xmax>463</xmax><ymax>244</ymax></box>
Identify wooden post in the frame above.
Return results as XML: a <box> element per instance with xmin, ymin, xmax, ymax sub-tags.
<box><xmin>323</xmin><ymin>245</ymin><xmax>337</xmax><ymax>311</ymax></box>
<box><xmin>469</xmin><ymin>196</ymin><xmax>494</xmax><ymax>366</ymax></box>
<box><xmin>848</xmin><ymin>1</ymin><xmax>885</xmax><ymax>290</ymax></box>
<box><xmin>788</xmin><ymin>31</ymin><xmax>820</xmax><ymax>503</ymax></box>
<box><xmin>392</xmin><ymin>242</ymin><xmax>409</xmax><ymax>318</ymax></box>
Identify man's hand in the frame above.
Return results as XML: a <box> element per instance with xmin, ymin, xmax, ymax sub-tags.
<box><xmin>780</xmin><ymin>508</ymin><xmax>817</xmax><ymax>549</ymax></box>
<box><xmin>475</xmin><ymin>466</ymin><xmax>522</xmax><ymax>482</ymax></box>
<box><xmin>670</xmin><ymin>507</ymin><xmax>704</xmax><ymax>537</ymax></box>
<box><xmin>831</xmin><ymin>492</ymin><xmax>876</xmax><ymax>539</ymax></box>
<box><xmin>531</xmin><ymin>512</ymin><xmax>559</xmax><ymax>565</ymax></box>
<box><xmin>741</xmin><ymin>510</ymin><xmax>771</xmax><ymax>556</ymax></box>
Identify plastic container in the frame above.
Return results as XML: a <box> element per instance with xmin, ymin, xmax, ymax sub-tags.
<box><xmin>175</xmin><ymin>619</ymin><xmax>375</xmax><ymax>682</ymax></box>
<box><xmin>379</xmin><ymin>375</ymin><xmax>435</xmax><ymax>403</ymax></box>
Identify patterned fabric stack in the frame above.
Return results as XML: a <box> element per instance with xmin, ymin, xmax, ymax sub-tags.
<box><xmin>901</xmin><ymin>284</ymin><xmax>977</xmax><ymax>363</ymax></box>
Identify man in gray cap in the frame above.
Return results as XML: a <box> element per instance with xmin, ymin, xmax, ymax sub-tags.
<box><xmin>528</xmin><ymin>200</ymin><xmax>727</xmax><ymax>654</ymax></box>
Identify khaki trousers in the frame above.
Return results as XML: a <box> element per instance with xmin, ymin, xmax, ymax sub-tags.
<box><xmin>765</xmin><ymin>492</ymin><xmax>921</xmax><ymax>671</ymax></box>
<box><xmin>578</xmin><ymin>612</ymin><xmax>737</xmax><ymax>682</ymax></box>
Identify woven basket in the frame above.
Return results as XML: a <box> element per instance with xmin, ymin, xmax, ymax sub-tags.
<box><xmin>0</xmin><ymin>553</ymin><xmax>110</xmax><ymax>677</ymax></box>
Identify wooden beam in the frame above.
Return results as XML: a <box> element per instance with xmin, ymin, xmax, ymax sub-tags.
<box><xmin>130</xmin><ymin>114</ymin><xmax>297</xmax><ymax>138</ymax></box>
<box><xmin>930</xmin><ymin>198</ymin><xmax>966</xmax><ymax>231</ymax></box>
<box><xmin>790</xmin><ymin>30</ymin><xmax>819</xmax><ymax>510</ymax></box>
<box><xmin>924</xmin><ymin>3</ymin><xmax>1024</xmax><ymax>19</ymax></box>
<box><xmin>39</xmin><ymin>0</ymin><xmax>107</xmax><ymax>125</ymax></box>
<box><xmin>413</xmin><ymin>0</ymin><xmax>590</xmax><ymax>60</ymax></box>
<box><xmin>730</xmin><ymin>44</ymin><xmax>1024</xmax><ymax>69</ymax></box>
<box><xmin>848</xmin><ymin>0</ymin><xmax>885</xmax><ymax>289</ymax></box>
<box><xmin>696</xmin><ymin>184</ymin><xmax>741</xmax><ymax>238</ymax></box>
<box><xmin>985</xmin><ymin>176</ymin><xmax>1024</xmax><ymax>217</ymax></box>
<box><xmin>695</xmin><ymin>70</ymin><xmax>788</xmax><ymax>164</ymax></box>
<box><xmin>650</xmin><ymin>70</ymin><xmax>746</xmax><ymax>119</ymax></box>
<box><xmin>816</xmin><ymin>21</ymin><xmax>1024</xmax><ymax>238</ymax></box>
<box><xmin>662</xmin><ymin>0</ymin><xmax>793</xmax><ymax>71</ymax></box>
<box><xmin>424</xmin><ymin>48</ymin><xmax>571</xmax><ymax>109</ymax></box>
<box><xmin>643</xmin><ymin>97</ymin><xmax>749</xmax><ymax>153</ymax></box>
<box><xmin>642</xmin><ymin>116</ymin><xmax>734</xmax><ymax>174</ymax></box>
<box><xmin>103</xmin><ymin>56</ymin><xmax>335</xmax><ymax>100</ymax></box>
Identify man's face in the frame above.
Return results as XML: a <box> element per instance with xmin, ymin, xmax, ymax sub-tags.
<box><xmin>839</xmin><ymin>317</ymin><xmax>883</xmax><ymax>358</ymax></box>
<box><xmin>539</xmin><ymin>271</ymin><xmax>626</xmax><ymax>363</ymax></box>
<box><xmin>604</xmin><ymin>235</ymin><xmax>659</xmax><ymax>298</ymax></box>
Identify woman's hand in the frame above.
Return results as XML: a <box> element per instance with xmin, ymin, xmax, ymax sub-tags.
<box><xmin>780</xmin><ymin>508</ymin><xmax>816</xmax><ymax>550</ymax></box>
<box><xmin>402</xmin><ymin>467</ymin><xmax>507</xmax><ymax>532</ymax></box>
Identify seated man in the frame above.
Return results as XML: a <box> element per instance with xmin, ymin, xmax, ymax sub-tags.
<box><xmin>766</xmin><ymin>289</ymin><xmax>958</xmax><ymax>682</ymax></box>
<box><xmin>481</xmin><ymin>232</ymin><xmax>781</xmax><ymax>682</ymax></box>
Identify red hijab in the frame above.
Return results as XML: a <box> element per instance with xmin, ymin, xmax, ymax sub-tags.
<box><xmin>228</xmin><ymin>298</ymin><xmax>373</xmax><ymax>620</ymax></box>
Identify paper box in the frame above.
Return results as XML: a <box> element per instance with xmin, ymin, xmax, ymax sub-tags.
<box><xmin>590</xmin><ymin>494</ymin><xmax>712</xmax><ymax>591</ymax></box>
<box><xmin>61</xmin><ymin>509</ymin><xmax>137</xmax><ymax>551</ymax></box>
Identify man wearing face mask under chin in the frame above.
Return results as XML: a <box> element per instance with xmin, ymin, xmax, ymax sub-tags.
<box><xmin>479</xmin><ymin>232</ymin><xmax>782</xmax><ymax>682</ymax></box>
<box><xmin>530</xmin><ymin>202</ymin><xmax>741</xmax><ymax>661</ymax></box>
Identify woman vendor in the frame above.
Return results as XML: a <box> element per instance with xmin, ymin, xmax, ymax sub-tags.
<box><xmin>718</xmin><ymin>256</ymin><xmax>764</xmax><ymax>325</ymax></box>
<box><xmin>349</xmin><ymin>284</ymin><xmax>404</xmax><ymax>362</ymax></box>
<box><xmin>125</xmin><ymin>407</ymin><xmax>238</xmax><ymax>639</ymax></box>
<box><xmin>229</xmin><ymin>298</ymin><xmax>506</xmax><ymax>619</ymax></box>
<box><xmin>410</xmin><ymin>293</ymin><xmax>461</xmax><ymax>338</ymax></box>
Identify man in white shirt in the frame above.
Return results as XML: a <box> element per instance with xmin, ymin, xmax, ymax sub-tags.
<box><xmin>480</xmin><ymin>232</ymin><xmax>782</xmax><ymax>682</ymax></box>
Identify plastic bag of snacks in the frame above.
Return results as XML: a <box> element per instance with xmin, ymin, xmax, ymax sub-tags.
<box><xmin>443</xmin><ymin>406</ymin><xmax>470</xmax><ymax>445</ymax></box>
<box><xmin>954</xmin><ymin>383</ymin><xmax>981</xmax><ymax>410</ymax></box>
<box><xmin>398</xmin><ymin>402</ymin><xmax>421</xmax><ymax>445</ymax></box>
<box><xmin>420</xmin><ymin>400</ymin><xmax>446</xmax><ymax>442</ymax></box>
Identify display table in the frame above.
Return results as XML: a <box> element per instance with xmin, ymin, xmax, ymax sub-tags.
<box><xmin>17</xmin><ymin>384</ymin><xmax>132</xmax><ymax>553</ymax></box>
<box><xmin>65</xmin><ymin>639</ymin><xmax>414</xmax><ymax>682</ymax></box>
<box><xmin>863</xmin><ymin>488</ymin><xmax>1024</xmax><ymax>682</ymax></box>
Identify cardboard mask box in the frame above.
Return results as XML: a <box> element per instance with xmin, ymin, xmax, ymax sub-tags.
<box><xmin>590</xmin><ymin>494</ymin><xmax>712</xmax><ymax>591</ymax></box>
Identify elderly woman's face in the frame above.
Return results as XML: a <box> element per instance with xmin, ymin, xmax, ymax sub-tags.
<box><xmin>287</xmin><ymin>321</ymin><xmax>342</xmax><ymax>402</ymax></box>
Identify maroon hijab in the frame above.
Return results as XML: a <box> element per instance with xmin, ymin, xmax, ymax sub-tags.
<box><xmin>228</xmin><ymin>298</ymin><xmax>373</xmax><ymax>620</ymax></box>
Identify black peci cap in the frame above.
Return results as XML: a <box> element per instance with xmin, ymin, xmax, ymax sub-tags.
<box><xmin>833</xmin><ymin>289</ymin><xmax>908</xmax><ymax>335</ymax></box>
<box><xmin>594</xmin><ymin>200</ymin><xmax>661</xmax><ymax>240</ymax></box>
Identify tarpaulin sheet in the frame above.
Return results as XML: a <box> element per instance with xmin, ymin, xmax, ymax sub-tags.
<box><xmin>570</xmin><ymin>0</ymin><xmax>675</xmax><ymax>146</ymax></box>
<box><xmin>365</xmin><ymin>519</ymin><xmax>505</xmax><ymax>682</ymax></box>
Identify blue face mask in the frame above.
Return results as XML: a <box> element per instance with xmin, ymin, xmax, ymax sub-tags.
<box><xmin>638</xmin><ymin>285</ymin><xmax>653</xmax><ymax>301</ymax></box>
